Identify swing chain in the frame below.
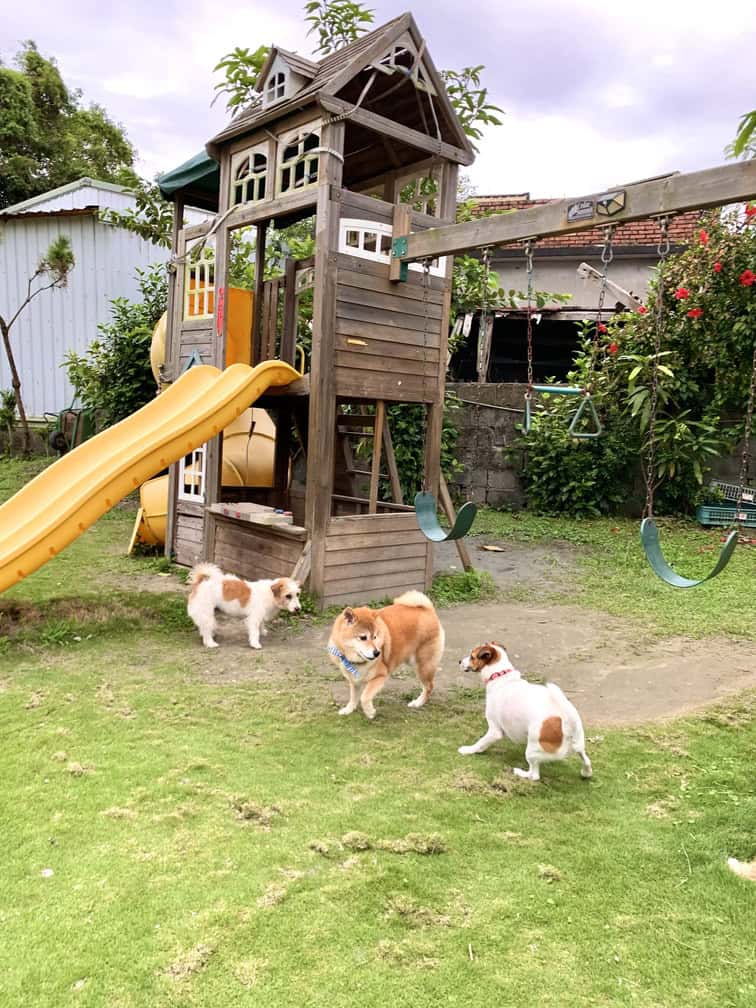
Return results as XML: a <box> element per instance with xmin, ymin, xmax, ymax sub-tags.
<box><xmin>735</xmin><ymin>339</ymin><xmax>756</xmax><ymax>522</ymax></box>
<box><xmin>421</xmin><ymin>257</ymin><xmax>431</xmax><ymax>402</ymax></box>
<box><xmin>477</xmin><ymin>245</ymin><xmax>494</xmax><ymax>381</ymax></box>
<box><xmin>588</xmin><ymin>225</ymin><xmax>615</xmax><ymax>396</ymax></box>
<box><xmin>644</xmin><ymin>216</ymin><xmax>671</xmax><ymax>519</ymax></box>
<box><xmin>524</xmin><ymin>239</ymin><xmax>535</xmax><ymax>392</ymax></box>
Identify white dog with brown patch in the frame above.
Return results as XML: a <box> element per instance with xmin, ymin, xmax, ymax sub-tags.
<box><xmin>187</xmin><ymin>563</ymin><xmax>301</xmax><ymax>649</ymax></box>
<box><xmin>458</xmin><ymin>641</ymin><xmax>592</xmax><ymax>782</ymax></box>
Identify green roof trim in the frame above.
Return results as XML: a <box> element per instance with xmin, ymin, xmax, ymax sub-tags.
<box><xmin>158</xmin><ymin>151</ymin><xmax>220</xmax><ymax>210</ymax></box>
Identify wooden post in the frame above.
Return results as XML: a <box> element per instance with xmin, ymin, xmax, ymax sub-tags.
<box><xmin>163</xmin><ymin>199</ymin><xmax>184</xmax><ymax>560</ymax></box>
<box><xmin>305</xmin><ymin>118</ymin><xmax>345</xmax><ymax>603</ymax></box>
<box><xmin>476</xmin><ymin>313</ymin><xmax>494</xmax><ymax>383</ymax></box>
<box><xmin>252</xmin><ymin>222</ymin><xmax>267</xmax><ymax>365</ymax></box>
<box><xmin>273</xmin><ymin>406</ymin><xmax>293</xmax><ymax>508</ymax></box>
<box><xmin>202</xmin><ymin>207</ymin><xmax>230</xmax><ymax>561</ymax></box>
<box><xmin>368</xmin><ymin>400</ymin><xmax>386</xmax><ymax>513</ymax></box>
<box><xmin>389</xmin><ymin>204</ymin><xmax>412</xmax><ymax>282</ymax></box>
<box><xmin>439</xmin><ymin>475</ymin><xmax>472</xmax><ymax>572</ymax></box>
<box><xmin>280</xmin><ymin>256</ymin><xmax>298</xmax><ymax>366</ymax></box>
<box><xmin>382</xmin><ymin>417</ymin><xmax>404</xmax><ymax>505</ymax></box>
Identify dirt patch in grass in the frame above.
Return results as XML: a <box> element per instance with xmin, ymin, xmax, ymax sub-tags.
<box><xmin>162</xmin><ymin>943</ymin><xmax>214</xmax><ymax>980</ymax></box>
<box><xmin>182</xmin><ymin>595</ymin><xmax>756</xmax><ymax>729</ymax></box>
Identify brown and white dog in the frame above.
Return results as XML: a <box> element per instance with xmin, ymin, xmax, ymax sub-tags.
<box><xmin>327</xmin><ymin>591</ymin><xmax>445</xmax><ymax>719</ymax></box>
<box><xmin>187</xmin><ymin>563</ymin><xmax>301</xmax><ymax>649</ymax></box>
<box><xmin>458</xmin><ymin>641</ymin><xmax>592</xmax><ymax>782</ymax></box>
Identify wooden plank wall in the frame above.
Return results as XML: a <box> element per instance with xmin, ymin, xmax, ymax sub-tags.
<box><xmin>212</xmin><ymin>516</ymin><xmax>306</xmax><ymax>581</ymax></box>
<box><xmin>334</xmin><ymin>190</ymin><xmax>446</xmax><ymax>404</ymax></box>
<box><xmin>174</xmin><ymin>510</ymin><xmax>205</xmax><ymax>567</ymax></box>
<box><xmin>322</xmin><ymin>513</ymin><xmax>430</xmax><ymax>606</ymax></box>
<box><xmin>178</xmin><ymin>322</ymin><xmax>214</xmax><ymax>372</ymax></box>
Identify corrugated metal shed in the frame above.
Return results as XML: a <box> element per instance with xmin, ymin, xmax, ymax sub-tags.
<box><xmin>0</xmin><ymin>178</ymin><xmax>171</xmax><ymax>419</ymax></box>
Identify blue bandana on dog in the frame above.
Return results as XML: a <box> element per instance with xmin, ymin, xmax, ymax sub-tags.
<box><xmin>328</xmin><ymin>644</ymin><xmax>361</xmax><ymax>680</ymax></box>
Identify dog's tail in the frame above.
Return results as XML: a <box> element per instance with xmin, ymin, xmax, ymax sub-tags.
<box><xmin>393</xmin><ymin>590</ymin><xmax>434</xmax><ymax>610</ymax></box>
<box><xmin>545</xmin><ymin>682</ymin><xmax>586</xmax><ymax>748</ymax></box>
<box><xmin>188</xmin><ymin>562</ymin><xmax>223</xmax><ymax>590</ymax></box>
<box><xmin>728</xmin><ymin>857</ymin><xmax>756</xmax><ymax>881</ymax></box>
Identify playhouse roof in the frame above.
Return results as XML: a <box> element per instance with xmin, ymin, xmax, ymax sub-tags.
<box><xmin>158</xmin><ymin>151</ymin><xmax>220</xmax><ymax>212</ymax></box>
<box><xmin>254</xmin><ymin>46</ymin><xmax>319</xmax><ymax>91</ymax></box>
<box><xmin>207</xmin><ymin>12</ymin><xmax>473</xmax><ymax>161</ymax></box>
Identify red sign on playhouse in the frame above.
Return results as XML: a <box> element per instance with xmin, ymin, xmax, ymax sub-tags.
<box><xmin>216</xmin><ymin>286</ymin><xmax>225</xmax><ymax>336</ymax></box>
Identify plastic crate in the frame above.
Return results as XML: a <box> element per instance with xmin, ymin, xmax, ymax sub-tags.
<box><xmin>697</xmin><ymin>504</ymin><xmax>756</xmax><ymax>528</ymax></box>
<box><xmin>708</xmin><ymin>479</ymin><xmax>756</xmax><ymax>507</ymax></box>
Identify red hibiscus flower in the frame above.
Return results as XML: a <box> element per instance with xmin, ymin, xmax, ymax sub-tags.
<box><xmin>687</xmin><ymin>308</ymin><xmax>703</xmax><ymax>319</ymax></box>
<box><xmin>746</xmin><ymin>204</ymin><xmax>756</xmax><ymax>220</ymax></box>
<box><xmin>598</xmin><ymin>323</ymin><xmax>608</xmax><ymax>334</ymax></box>
<box><xmin>674</xmin><ymin>287</ymin><xmax>690</xmax><ymax>300</ymax></box>
<box><xmin>637</xmin><ymin>305</ymin><xmax>647</xmax><ymax>314</ymax></box>
<box><xmin>608</xmin><ymin>342</ymin><xmax>619</xmax><ymax>354</ymax></box>
<box><xmin>713</xmin><ymin>261</ymin><xmax>722</xmax><ymax>273</ymax></box>
<box><xmin>699</xmin><ymin>229</ymin><xmax>709</xmax><ymax>245</ymax></box>
<box><xmin>740</xmin><ymin>269</ymin><xmax>756</xmax><ymax>287</ymax></box>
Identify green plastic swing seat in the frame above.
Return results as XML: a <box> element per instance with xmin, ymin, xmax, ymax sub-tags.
<box><xmin>640</xmin><ymin>518</ymin><xmax>739</xmax><ymax>588</ymax></box>
<box><xmin>414</xmin><ymin>492</ymin><xmax>477</xmax><ymax>542</ymax></box>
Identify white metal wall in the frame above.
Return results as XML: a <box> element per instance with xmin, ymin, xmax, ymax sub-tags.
<box><xmin>0</xmin><ymin>213</ymin><xmax>168</xmax><ymax>418</ymax></box>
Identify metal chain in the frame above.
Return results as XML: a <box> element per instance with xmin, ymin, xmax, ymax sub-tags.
<box><xmin>734</xmin><ymin>338</ymin><xmax>756</xmax><ymax>524</ymax></box>
<box><xmin>524</xmin><ymin>239</ymin><xmax>535</xmax><ymax>391</ymax></box>
<box><xmin>422</xmin><ymin>257</ymin><xmax>431</xmax><ymax>406</ymax></box>
<box><xmin>644</xmin><ymin>216</ymin><xmax>671</xmax><ymax>519</ymax></box>
<box><xmin>586</xmin><ymin>225</ymin><xmax>615</xmax><ymax>396</ymax></box>
<box><xmin>478</xmin><ymin>246</ymin><xmax>493</xmax><ymax>381</ymax></box>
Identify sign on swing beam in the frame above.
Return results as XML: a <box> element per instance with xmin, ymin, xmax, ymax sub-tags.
<box><xmin>568</xmin><ymin>189</ymin><xmax>627</xmax><ymax>223</ymax></box>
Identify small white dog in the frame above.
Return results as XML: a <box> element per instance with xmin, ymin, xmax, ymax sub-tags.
<box><xmin>187</xmin><ymin>563</ymin><xmax>301</xmax><ymax>649</ymax></box>
<box><xmin>458</xmin><ymin>641</ymin><xmax>592</xmax><ymax>782</ymax></box>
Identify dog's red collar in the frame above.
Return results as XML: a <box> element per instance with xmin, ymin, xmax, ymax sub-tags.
<box><xmin>485</xmin><ymin>668</ymin><xmax>515</xmax><ymax>685</ymax></box>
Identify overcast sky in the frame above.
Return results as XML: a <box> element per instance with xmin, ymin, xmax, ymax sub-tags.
<box><xmin>2</xmin><ymin>0</ymin><xmax>752</xmax><ymax>199</ymax></box>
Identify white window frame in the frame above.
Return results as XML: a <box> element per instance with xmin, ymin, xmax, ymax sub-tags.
<box><xmin>265</xmin><ymin>70</ymin><xmax>287</xmax><ymax>106</ymax></box>
<box><xmin>230</xmin><ymin>144</ymin><xmax>269</xmax><ymax>206</ymax></box>
<box><xmin>338</xmin><ymin>218</ymin><xmax>445</xmax><ymax>277</ymax></box>
<box><xmin>276</xmin><ymin>121</ymin><xmax>321</xmax><ymax>196</ymax></box>
<box><xmin>184</xmin><ymin>242</ymin><xmax>215</xmax><ymax>320</ymax></box>
<box><xmin>177</xmin><ymin>445</ymin><xmax>207</xmax><ymax>503</ymax></box>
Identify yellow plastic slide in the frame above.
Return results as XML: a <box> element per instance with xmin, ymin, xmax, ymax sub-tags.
<box><xmin>0</xmin><ymin>361</ymin><xmax>299</xmax><ymax>594</ymax></box>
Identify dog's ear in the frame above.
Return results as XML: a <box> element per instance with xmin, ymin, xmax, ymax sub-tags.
<box><xmin>477</xmin><ymin>646</ymin><xmax>493</xmax><ymax>662</ymax></box>
<box><xmin>343</xmin><ymin>607</ymin><xmax>356</xmax><ymax>625</ymax></box>
<box><xmin>271</xmin><ymin>579</ymin><xmax>285</xmax><ymax>601</ymax></box>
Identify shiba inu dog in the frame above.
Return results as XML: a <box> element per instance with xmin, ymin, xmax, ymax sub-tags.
<box><xmin>327</xmin><ymin>591</ymin><xmax>444</xmax><ymax>720</ymax></box>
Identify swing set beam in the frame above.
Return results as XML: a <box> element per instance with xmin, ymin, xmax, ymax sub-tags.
<box><xmin>391</xmin><ymin>161</ymin><xmax>756</xmax><ymax>265</ymax></box>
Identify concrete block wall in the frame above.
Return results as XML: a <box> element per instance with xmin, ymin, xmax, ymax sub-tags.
<box><xmin>447</xmin><ymin>383</ymin><xmax>526</xmax><ymax>508</ymax></box>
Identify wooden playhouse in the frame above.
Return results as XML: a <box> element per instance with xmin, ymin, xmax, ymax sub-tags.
<box><xmin>157</xmin><ymin>12</ymin><xmax>474</xmax><ymax>607</ymax></box>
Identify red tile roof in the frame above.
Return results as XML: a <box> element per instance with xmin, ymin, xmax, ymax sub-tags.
<box><xmin>472</xmin><ymin>194</ymin><xmax>700</xmax><ymax>248</ymax></box>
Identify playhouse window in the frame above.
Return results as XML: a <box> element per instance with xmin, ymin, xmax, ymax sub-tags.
<box><xmin>184</xmin><ymin>243</ymin><xmax>215</xmax><ymax>319</ymax></box>
<box><xmin>277</xmin><ymin>125</ymin><xmax>320</xmax><ymax>195</ymax></box>
<box><xmin>337</xmin><ymin>218</ymin><xmax>445</xmax><ymax>276</ymax></box>
<box><xmin>266</xmin><ymin>71</ymin><xmax>287</xmax><ymax>105</ymax></box>
<box><xmin>231</xmin><ymin>147</ymin><xmax>268</xmax><ymax>205</ymax></box>
<box><xmin>177</xmin><ymin>445</ymin><xmax>207</xmax><ymax>502</ymax></box>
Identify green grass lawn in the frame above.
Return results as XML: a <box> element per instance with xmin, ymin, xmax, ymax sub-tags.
<box><xmin>1</xmin><ymin>457</ymin><xmax>755</xmax><ymax>1007</ymax></box>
